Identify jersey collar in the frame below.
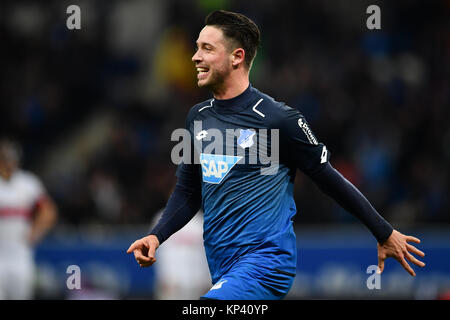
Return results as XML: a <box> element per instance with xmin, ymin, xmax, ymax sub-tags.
<box><xmin>212</xmin><ymin>84</ymin><xmax>256</xmax><ymax>113</ymax></box>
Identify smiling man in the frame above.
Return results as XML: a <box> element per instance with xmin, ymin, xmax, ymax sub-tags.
<box><xmin>127</xmin><ymin>10</ymin><xmax>425</xmax><ymax>300</ymax></box>
<box><xmin>192</xmin><ymin>16</ymin><xmax>257</xmax><ymax>99</ymax></box>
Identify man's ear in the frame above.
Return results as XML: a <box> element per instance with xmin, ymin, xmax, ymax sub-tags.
<box><xmin>231</xmin><ymin>48</ymin><xmax>245</xmax><ymax>68</ymax></box>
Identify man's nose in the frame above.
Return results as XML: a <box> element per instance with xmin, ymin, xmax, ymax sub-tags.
<box><xmin>192</xmin><ymin>50</ymin><xmax>201</xmax><ymax>63</ymax></box>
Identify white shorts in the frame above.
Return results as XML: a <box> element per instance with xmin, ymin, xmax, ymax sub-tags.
<box><xmin>0</xmin><ymin>249</ymin><xmax>35</xmax><ymax>300</ymax></box>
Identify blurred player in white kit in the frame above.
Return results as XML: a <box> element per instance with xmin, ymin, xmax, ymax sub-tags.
<box><xmin>150</xmin><ymin>210</ymin><xmax>210</xmax><ymax>299</ymax></box>
<box><xmin>0</xmin><ymin>138</ymin><xmax>58</xmax><ymax>299</ymax></box>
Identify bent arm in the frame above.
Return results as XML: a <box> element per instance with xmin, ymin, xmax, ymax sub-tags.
<box><xmin>29</xmin><ymin>196</ymin><xmax>58</xmax><ymax>245</ymax></box>
<box><xmin>307</xmin><ymin>162</ymin><xmax>393</xmax><ymax>244</ymax></box>
<box><xmin>149</xmin><ymin>164</ymin><xmax>202</xmax><ymax>244</ymax></box>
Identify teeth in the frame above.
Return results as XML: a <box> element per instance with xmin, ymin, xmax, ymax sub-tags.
<box><xmin>197</xmin><ymin>68</ymin><xmax>208</xmax><ymax>72</ymax></box>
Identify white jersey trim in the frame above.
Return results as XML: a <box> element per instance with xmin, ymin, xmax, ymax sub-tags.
<box><xmin>252</xmin><ymin>99</ymin><xmax>265</xmax><ymax>117</ymax></box>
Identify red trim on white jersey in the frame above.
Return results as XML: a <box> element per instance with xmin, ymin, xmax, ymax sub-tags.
<box><xmin>0</xmin><ymin>169</ymin><xmax>47</xmax><ymax>220</ymax></box>
<box><xmin>31</xmin><ymin>194</ymin><xmax>49</xmax><ymax>212</ymax></box>
<box><xmin>0</xmin><ymin>207</ymin><xmax>31</xmax><ymax>218</ymax></box>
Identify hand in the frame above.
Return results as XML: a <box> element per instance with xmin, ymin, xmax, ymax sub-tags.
<box><xmin>127</xmin><ymin>234</ymin><xmax>160</xmax><ymax>268</ymax></box>
<box><xmin>377</xmin><ymin>229</ymin><xmax>426</xmax><ymax>276</ymax></box>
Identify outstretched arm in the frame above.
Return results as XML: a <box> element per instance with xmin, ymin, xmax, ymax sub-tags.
<box><xmin>308</xmin><ymin>162</ymin><xmax>393</xmax><ymax>243</ymax></box>
<box><xmin>308</xmin><ymin>162</ymin><xmax>425</xmax><ymax>275</ymax></box>
<box><xmin>275</xmin><ymin>107</ymin><xmax>426</xmax><ymax>276</ymax></box>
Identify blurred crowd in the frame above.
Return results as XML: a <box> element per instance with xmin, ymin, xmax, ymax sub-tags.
<box><xmin>1</xmin><ymin>0</ymin><xmax>449</xmax><ymax>228</ymax></box>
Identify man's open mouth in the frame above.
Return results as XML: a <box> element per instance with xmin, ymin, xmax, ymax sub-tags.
<box><xmin>196</xmin><ymin>67</ymin><xmax>209</xmax><ymax>78</ymax></box>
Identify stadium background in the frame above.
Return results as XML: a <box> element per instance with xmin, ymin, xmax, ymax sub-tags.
<box><xmin>1</xmin><ymin>0</ymin><xmax>449</xmax><ymax>299</ymax></box>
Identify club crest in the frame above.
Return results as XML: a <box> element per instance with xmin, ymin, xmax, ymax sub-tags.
<box><xmin>237</xmin><ymin>129</ymin><xmax>256</xmax><ymax>149</ymax></box>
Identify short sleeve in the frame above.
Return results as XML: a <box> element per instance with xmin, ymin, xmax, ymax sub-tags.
<box><xmin>28</xmin><ymin>172</ymin><xmax>45</xmax><ymax>195</ymax></box>
<box><xmin>22</xmin><ymin>171</ymin><xmax>48</xmax><ymax>208</ymax></box>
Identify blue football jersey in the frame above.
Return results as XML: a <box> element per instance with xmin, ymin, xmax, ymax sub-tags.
<box><xmin>177</xmin><ymin>84</ymin><xmax>330</xmax><ymax>284</ymax></box>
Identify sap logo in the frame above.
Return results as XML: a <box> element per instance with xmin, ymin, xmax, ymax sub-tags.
<box><xmin>200</xmin><ymin>153</ymin><xmax>242</xmax><ymax>184</ymax></box>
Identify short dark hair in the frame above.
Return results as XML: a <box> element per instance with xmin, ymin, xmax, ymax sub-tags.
<box><xmin>205</xmin><ymin>10</ymin><xmax>261</xmax><ymax>69</ymax></box>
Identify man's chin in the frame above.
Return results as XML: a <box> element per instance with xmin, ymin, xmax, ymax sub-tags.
<box><xmin>196</xmin><ymin>74</ymin><xmax>225</xmax><ymax>92</ymax></box>
<box><xmin>197</xmin><ymin>79</ymin><xmax>211</xmax><ymax>89</ymax></box>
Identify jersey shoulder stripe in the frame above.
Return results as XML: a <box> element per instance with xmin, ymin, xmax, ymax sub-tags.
<box><xmin>250</xmin><ymin>90</ymin><xmax>300</xmax><ymax>129</ymax></box>
<box><xmin>185</xmin><ymin>99</ymin><xmax>214</xmax><ymax>125</ymax></box>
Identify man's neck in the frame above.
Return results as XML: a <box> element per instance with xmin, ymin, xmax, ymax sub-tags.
<box><xmin>212</xmin><ymin>76</ymin><xmax>249</xmax><ymax>100</ymax></box>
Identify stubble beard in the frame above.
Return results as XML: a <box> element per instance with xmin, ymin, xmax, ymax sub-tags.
<box><xmin>198</xmin><ymin>62</ymin><xmax>232</xmax><ymax>96</ymax></box>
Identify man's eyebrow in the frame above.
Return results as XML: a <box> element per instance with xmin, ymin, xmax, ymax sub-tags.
<box><xmin>195</xmin><ymin>41</ymin><xmax>215</xmax><ymax>48</ymax></box>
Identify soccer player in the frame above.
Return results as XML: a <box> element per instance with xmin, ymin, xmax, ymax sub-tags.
<box><xmin>127</xmin><ymin>10</ymin><xmax>425</xmax><ymax>299</ymax></box>
<box><xmin>0</xmin><ymin>138</ymin><xmax>58</xmax><ymax>299</ymax></box>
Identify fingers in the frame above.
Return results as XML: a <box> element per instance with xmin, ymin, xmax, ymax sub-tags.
<box><xmin>143</xmin><ymin>240</ymin><xmax>157</xmax><ymax>267</ymax></box>
<box><xmin>377</xmin><ymin>257</ymin><xmax>385</xmax><ymax>274</ymax></box>
<box><xmin>147</xmin><ymin>244</ymin><xmax>157</xmax><ymax>261</ymax></box>
<box><xmin>405</xmin><ymin>251</ymin><xmax>426</xmax><ymax>268</ymax></box>
<box><xmin>377</xmin><ymin>251</ymin><xmax>386</xmax><ymax>274</ymax></box>
<box><xmin>406</xmin><ymin>243</ymin><xmax>425</xmax><ymax>258</ymax></box>
<box><xmin>404</xmin><ymin>235</ymin><xmax>425</xmax><ymax>270</ymax></box>
<box><xmin>377</xmin><ymin>230</ymin><xmax>426</xmax><ymax>277</ymax></box>
<box><xmin>133</xmin><ymin>248</ymin><xmax>155</xmax><ymax>267</ymax></box>
<box><xmin>126</xmin><ymin>240</ymin><xmax>140</xmax><ymax>254</ymax></box>
<box><xmin>127</xmin><ymin>238</ymin><xmax>157</xmax><ymax>268</ymax></box>
<box><xmin>127</xmin><ymin>238</ymin><xmax>150</xmax><ymax>254</ymax></box>
<box><xmin>397</xmin><ymin>256</ymin><xmax>416</xmax><ymax>276</ymax></box>
<box><xmin>137</xmin><ymin>257</ymin><xmax>155</xmax><ymax>267</ymax></box>
<box><xmin>134</xmin><ymin>250</ymin><xmax>156</xmax><ymax>267</ymax></box>
<box><xmin>406</xmin><ymin>236</ymin><xmax>421</xmax><ymax>244</ymax></box>
<box><xmin>134</xmin><ymin>249</ymin><xmax>151</xmax><ymax>262</ymax></box>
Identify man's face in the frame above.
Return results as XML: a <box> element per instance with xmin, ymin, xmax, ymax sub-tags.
<box><xmin>192</xmin><ymin>26</ymin><xmax>234</xmax><ymax>91</ymax></box>
<box><xmin>0</xmin><ymin>157</ymin><xmax>16</xmax><ymax>180</ymax></box>
<box><xmin>0</xmin><ymin>146</ymin><xmax>18</xmax><ymax>180</ymax></box>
